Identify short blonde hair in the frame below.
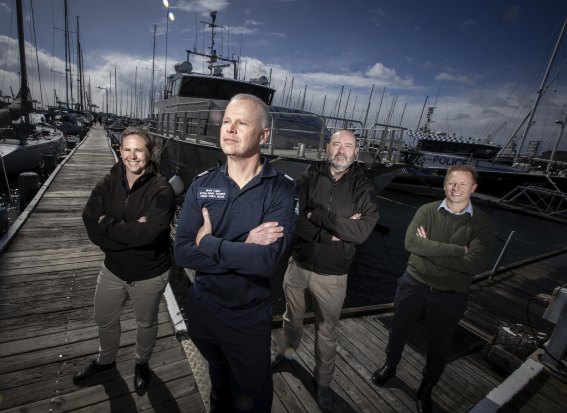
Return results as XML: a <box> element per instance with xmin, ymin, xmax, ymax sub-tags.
<box><xmin>445</xmin><ymin>164</ymin><xmax>478</xmax><ymax>184</ymax></box>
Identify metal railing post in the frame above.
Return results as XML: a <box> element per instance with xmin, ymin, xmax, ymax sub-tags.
<box><xmin>490</xmin><ymin>230</ymin><xmax>516</xmax><ymax>279</ymax></box>
<box><xmin>269</xmin><ymin>116</ymin><xmax>275</xmax><ymax>155</ymax></box>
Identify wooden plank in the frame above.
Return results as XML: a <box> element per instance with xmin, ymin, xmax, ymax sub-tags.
<box><xmin>0</xmin><ymin>345</ymin><xmax>188</xmax><ymax>410</ymax></box>
<box><xmin>1</xmin><ymin>359</ymin><xmax>199</xmax><ymax>413</ymax></box>
<box><xmin>0</xmin><ymin>320</ymin><xmax>175</xmax><ymax>374</ymax></box>
<box><xmin>0</xmin><ymin>310</ymin><xmax>172</xmax><ymax>357</ymax></box>
<box><xmin>0</xmin><ymin>305</ymin><xmax>165</xmax><ymax>344</ymax></box>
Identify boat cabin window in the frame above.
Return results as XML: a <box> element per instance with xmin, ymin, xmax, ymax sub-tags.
<box><xmin>178</xmin><ymin>76</ymin><xmax>274</xmax><ymax>104</ymax></box>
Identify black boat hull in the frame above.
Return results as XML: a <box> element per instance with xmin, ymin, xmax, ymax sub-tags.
<box><xmin>392</xmin><ymin>167</ymin><xmax>567</xmax><ymax>197</ymax></box>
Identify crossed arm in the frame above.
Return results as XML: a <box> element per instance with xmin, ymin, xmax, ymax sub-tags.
<box><xmin>174</xmin><ymin>183</ymin><xmax>295</xmax><ymax>277</ymax></box>
<box><xmin>83</xmin><ymin>183</ymin><xmax>174</xmax><ymax>251</ymax></box>
<box><xmin>405</xmin><ymin>207</ymin><xmax>494</xmax><ymax>274</ymax></box>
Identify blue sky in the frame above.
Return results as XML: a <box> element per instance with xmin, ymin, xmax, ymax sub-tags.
<box><xmin>2</xmin><ymin>0</ymin><xmax>567</xmax><ymax>152</ymax></box>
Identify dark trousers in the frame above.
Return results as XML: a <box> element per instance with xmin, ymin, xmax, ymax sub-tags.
<box><xmin>386</xmin><ymin>271</ymin><xmax>468</xmax><ymax>383</ymax></box>
<box><xmin>186</xmin><ymin>287</ymin><xmax>273</xmax><ymax>413</ymax></box>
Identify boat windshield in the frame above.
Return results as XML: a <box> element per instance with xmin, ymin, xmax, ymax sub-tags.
<box><xmin>176</xmin><ymin>75</ymin><xmax>274</xmax><ymax>104</ymax></box>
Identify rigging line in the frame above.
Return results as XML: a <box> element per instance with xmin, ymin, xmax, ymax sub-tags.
<box><xmin>539</xmin><ymin>88</ymin><xmax>557</xmax><ymax>148</ymax></box>
<box><xmin>499</xmin><ymin>61</ymin><xmax>566</xmax><ymax>152</ymax></box>
<box><xmin>478</xmin><ymin>30</ymin><xmax>557</xmax><ymax>139</ymax></box>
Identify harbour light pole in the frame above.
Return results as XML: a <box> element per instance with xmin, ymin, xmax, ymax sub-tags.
<box><xmin>163</xmin><ymin>0</ymin><xmax>175</xmax><ymax>96</ymax></box>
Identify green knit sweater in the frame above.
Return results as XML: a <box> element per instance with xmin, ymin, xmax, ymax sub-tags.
<box><xmin>405</xmin><ymin>201</ymin><xmax>495</xmax><ymax>292</ymax></box>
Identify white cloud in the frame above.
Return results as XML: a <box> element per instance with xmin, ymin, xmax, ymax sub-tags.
<box><xmin>173</xmin><ymin>0</ymin><xmax>230</xmax><ymax>14</ymax></box>
<box><xmin>366</xmin><ymin>63</ymin><xmax>414</xmax><ymax>87</ymax></box>
<box><xmin>435</xmin><ymin>71</ymin><xmax>475</xmax><ymax>85</ymax></box>
<box><xmin>243</xmin><ymin>19</ymin><xmax>264</xmax><ymax>27</ymax></box>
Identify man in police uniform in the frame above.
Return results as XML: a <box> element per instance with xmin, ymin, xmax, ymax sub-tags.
<box><xmin>175</xmin><ymin>93</ymin><xmax>296</xmax><ymax>412</ymax></box>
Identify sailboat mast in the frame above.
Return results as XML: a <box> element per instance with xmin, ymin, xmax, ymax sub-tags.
<box><xmin>150</xmin><ymin>24</ymin><xmax>156</xmax><ymax>118</ymax></box>
<box><xmin>515</xmin><ymin>16</ymin><xmax>567</xmax><ymax>162</ymax></box>
<box><xmin>114</xmin><ymin>67</ymin><xmax>118</xmax><ymax>116</ymax></box>
<box><xmin>362</xmin><ymin>84</ymin><xmax>375</xmax><ymax>130</ymax></box>
<box><xmin>76</xmin><ymin>16</ymin><xmax>83</xmax><ymax>111</ymax></box>
<box><xmin>64</xmin><ymin>0</ymin><xmax>74</xmax><ymax>108</ymax></box>
<box><xmin>15</xmin><ymin>0</ymin><xmax>29</xmax><ymax>123</ymax></box>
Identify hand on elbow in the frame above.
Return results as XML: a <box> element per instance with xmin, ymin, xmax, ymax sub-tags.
<box><xmin>245</xmin><ymin>222</ymin><xmax>284</xmax><ymax>245</ymax></box>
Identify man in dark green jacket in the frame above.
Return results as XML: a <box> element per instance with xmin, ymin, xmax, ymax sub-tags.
<box><xmin>371</xmin><ymin>164</ymin><xmax>495</xmax><ymax>413</ymax></box>
<box><xmin>272</xmin><ymin>129</ymin><xmax>379</xmax><ymax>412</ymax></box>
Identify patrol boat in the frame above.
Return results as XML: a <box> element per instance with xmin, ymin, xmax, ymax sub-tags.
<box><xmin>150</xmin><ymin>11</ymin><xmax>406</xmax><ymax>195</ymax></box>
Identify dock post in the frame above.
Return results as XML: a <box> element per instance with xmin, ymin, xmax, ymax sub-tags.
<box><xmin>18</xmin><ymin>172</ymin><xmax>40</xmax><ymax>211</ymax></box>
<box><xmin>43</xmin><ymin>154</ymin><xmax>56</xmax><ymax>178</ymax></box>
<box><xmin>297</xmin><ymin>143</ymin><xmax>305</xmax><ymax>157</ymax></box>
<box><xmin>0</xmin><ymin>207</ymin><xmax>8</xmax><ymax>237</ymax></box>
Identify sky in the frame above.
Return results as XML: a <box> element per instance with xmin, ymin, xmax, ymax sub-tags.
<box><xmin>2</xmin><ymin>0</ymin><xmax>567</xmax><ymax>153</ymax></box>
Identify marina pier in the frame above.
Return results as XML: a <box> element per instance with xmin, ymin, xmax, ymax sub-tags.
<box><xmin>0</xmin><ymin>125</ymin><xmax>566</xmax><ymax>412</ymax></box>
<box><xmin>0</xmin><ymin>126</ymin><xmax>206</xmax><ymax>412</ymax></box>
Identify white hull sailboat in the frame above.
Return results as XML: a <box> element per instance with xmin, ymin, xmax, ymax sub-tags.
<box><xmin>0</xmin><ymin>0</ymin><xmax>65</xmax><ymax>176</ymax></box>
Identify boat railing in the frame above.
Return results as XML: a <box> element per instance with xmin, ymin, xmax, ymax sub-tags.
<box><xmin>356</xmin><ymin>122</ymin><xmax>407</xmax><ymax>164</ymax></box>
<box><xmin>497</xmin><ymin>185</ymin><xmax>567</xmax><ymax>223</ymax></box>
<box><xmin>154</xmin><ymin>108</ymin><xmax>359</xmax><ymax>160</ymax></box>
<box><xmin>154</xmin><ymin>107</ymin><xmax>408</xmax><ymax>165</ymax></box>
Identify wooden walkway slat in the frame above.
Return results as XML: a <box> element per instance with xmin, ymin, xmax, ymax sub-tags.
<box><xmin>0</xmin><ymin>126</ymin><xmax>206</xmax><ymax>413</ymax></box>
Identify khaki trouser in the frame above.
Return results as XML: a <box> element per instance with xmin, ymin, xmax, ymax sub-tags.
<box><xmin>280</xmin><ymin>258</ymin><xmax>347</xmax><ymax>387</ymax></box>
<box><xmin>94</xmin><ymin>263</ymin><xmax>169</xmax><ymax>364</ymax></box>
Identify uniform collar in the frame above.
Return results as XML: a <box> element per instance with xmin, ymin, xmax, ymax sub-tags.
<box><xmin>220</xmin><ymin>157</ymin><xmax>277</xmax><ymax>181</ymax></box>
<box><xmin>438</xmin><ymin>199</ymin><xmax>474</xmax><ymax>216</ymax></box>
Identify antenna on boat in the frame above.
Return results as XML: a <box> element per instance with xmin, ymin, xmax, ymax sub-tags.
<box><xmin>187</xmin><ymin>10</ymin><xmax>238</xmax><ymax>79</ymax></box>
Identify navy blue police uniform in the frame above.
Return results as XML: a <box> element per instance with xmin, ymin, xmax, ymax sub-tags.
<box><xmin>175</xmin><ymin>158</ymin><xmax>296</xmax><ymax>413</ymax></box>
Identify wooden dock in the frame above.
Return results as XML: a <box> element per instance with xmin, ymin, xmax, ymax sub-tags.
<box><xmin>269</xmin><ymin>250</ymin><xmax>567</xmax><ymax>412</ymax></box>
<box><xmin>0</xmin><ymin>126</ymin><xmax>206</xmax><ymax>412</ymax></box>
<box><xmin>1</xmin><ymin>124</ymin><xmax>567</xmax><ymax>412</ymax></box>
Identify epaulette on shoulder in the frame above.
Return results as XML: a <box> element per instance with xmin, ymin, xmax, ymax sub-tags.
<box><xmin>283</xmin><ymin>173</ymin><xmax>294</xmax><ymax>181</ymax></box>
<box><xmin>193</xmin><ymin>167</ymin><xmax>216</xmax><ymax>181</ymax></box>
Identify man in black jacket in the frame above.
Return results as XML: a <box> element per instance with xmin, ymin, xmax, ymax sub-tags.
<box><xmin>272</xmin><ymin>129</ymin><xmax>379</xmax><ymax>412</ymax></box>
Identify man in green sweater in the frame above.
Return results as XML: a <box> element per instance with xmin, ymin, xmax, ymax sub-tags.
<box><xmin>371</xmin><ymin>164</ymin><xmax>494</xmax><ymax>413</ymax></box>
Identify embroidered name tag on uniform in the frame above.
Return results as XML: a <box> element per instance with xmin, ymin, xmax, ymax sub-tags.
<box><xmin>197</xmin><ymin>187</ymin><xmax>228</xmax><ymax>200</ymax></box>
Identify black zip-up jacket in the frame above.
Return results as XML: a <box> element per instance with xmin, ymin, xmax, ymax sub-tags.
<box><xmin>293</xmin><ymin>161</ymin><xmax>379</xmax><ymax>275</ymax></box>
<box><xmin>82</xmin><ymin>161</ymin><xmax>176</xmax><ymax>281</ymax></box>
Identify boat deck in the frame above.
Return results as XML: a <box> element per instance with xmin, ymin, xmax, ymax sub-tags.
<box><xmin>1</xmin><ymin>125</ymin><xmax>566</xmax><ymax>412</ymax></box>
<box><xmin>0</xmin><ymin>125</ymin><xmax>206</xmax><ymax>412</ymax></box>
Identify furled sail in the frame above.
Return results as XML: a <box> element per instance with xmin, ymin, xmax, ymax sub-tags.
<box><xmin>0</xmin><ymin>87</ymin><xmax>33</xmax><ymax>127</ymax></box>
